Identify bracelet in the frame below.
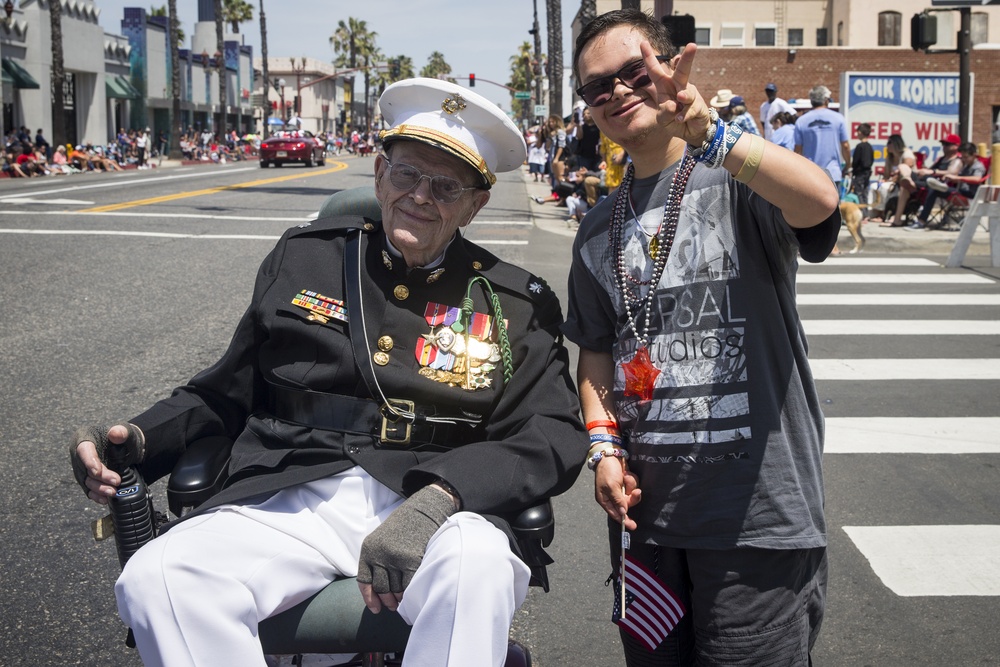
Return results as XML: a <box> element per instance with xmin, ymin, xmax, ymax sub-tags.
<box><xmin>693</xmin><ymin>116</ymin><xmax>725</xmax><ymax>165</ymax></box>
<box><xmin>690</xmin><ymin>108</ymin><xmax>721</xmax><ymax>159</ymax></box>
<box><xmin>589</xmin><ymin>433</ymin><xmax>623</xmax><ymax>446</ymax></box>
<box><xmin>723</xmin><ymin>122</ymin><xmax>744</xmax><ymax>156</ymax></box>
<box><xmin>587</xmin><ymin>446</ymin><xmax>629</xmax><ymax>471</ymax></box>
<box><xmin>735</xmin><ymin>134</ymin><xmax>766</xmax><ymax>184</ymax></box>
<box><xmin>586</xmin><ymin>419</ymin><xmax>619</xmax><ymax>431</ymax></box>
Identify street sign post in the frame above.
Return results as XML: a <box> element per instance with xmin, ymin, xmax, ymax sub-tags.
<box><xmin>534</xmin><ymin>104</ymin><xmax>548</xmax><ymax>118</ymax></box>
<box><xmin>514</xmin><ymin>91</ymin><xmax>532</xmax><ymax>99</ymax></box>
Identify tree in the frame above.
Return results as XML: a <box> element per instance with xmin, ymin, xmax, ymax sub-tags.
<box><xmin>420</xmin><ymin>51</ymin><xmax>454</xmax><ymax>83</ymax></box>
<box><xmin>259</xmin><ymin>0</ymin><xmax>271</xmax><ymax>137</ymax></box>
<box><xmin>579</xmin><ymin>0</ymin><xmax>597</xmax><ymax>27</ymax></box>
<box><xmin>388</xmin><ymin>55</ymin><xmax>415</xmax><ymax>82</ymax></box>
<box><xmin>545</xmin><ymin>0</ymin><xmax>563</xmax><ymax>118</ymax></box>
<box><xmin>168</xmin><ymin>0</ymin><xmax>182</xmax><ymax>158</ymax></box>
<box><xmin>330</xmin><ymin>18</ymin><xmax>373</xmax><ymax>130</ymax></box>
<box><xmin>221</xmin><ymin>0</ymin><xmax>253</xmax><ymax>33</ymax></box>
<box><xmin>508</xmin><ymin>42</ymin><xmax>534</xmax><ymax>125</ymax></box>
<box><xmin>149</xmin><ymin>5</ymin><xmax>185</xmax><ymax>44</ymax></box>
<box><xmin>214</xmin><ymin>0</ymin><xmax>226</xmax><ymax>135</ymax></box>
<box><xmin>50</xmin><ymin>0</ymin><xmax>66</xmax><ymax>148</ymax></box>
<box><xmin>620</xmin><ymin>0</ymin><xmax>641</xmax><ymax>8</ymax></box>
<box><xmin>357</xmin><ymin>32</ymin><xmax>380</xmax><ymax>129</ymax></box>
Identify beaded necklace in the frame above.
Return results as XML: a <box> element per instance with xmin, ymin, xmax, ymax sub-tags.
<box><xmin>608</xmin><ymin>151</ymin><xmax>696</xmax><ymax>400</ymax></box>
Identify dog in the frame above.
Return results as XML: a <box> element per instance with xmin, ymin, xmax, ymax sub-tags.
<box><xmin>839</xmin><ymin>200</ymin><xmax>866</xmax><ymax>254</ymax></box>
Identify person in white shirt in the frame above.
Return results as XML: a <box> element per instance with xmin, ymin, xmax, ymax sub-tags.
<box><xmin>760</xmin><ymin>83</ymin><xmax>795</xmax><ymax>142</ymax></box>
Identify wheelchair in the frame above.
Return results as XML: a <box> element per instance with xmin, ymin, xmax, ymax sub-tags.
<box><xmin>161</xmin><ymin>436</ymin><xmax>554</xmax><ymax>667</ymax></box>
<box><xmin>109</xmin><ymin>187</ymin><xmax>556</xmax><ymax>666</ymax></box>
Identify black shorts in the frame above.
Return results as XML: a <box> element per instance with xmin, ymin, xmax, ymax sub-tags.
<box><xmin>608</xmin><ymin>521</ymin><xmax>827</xmax><ymax>666</ymax></box>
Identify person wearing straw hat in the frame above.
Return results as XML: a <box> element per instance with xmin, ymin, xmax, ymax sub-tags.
<box><xmin>70</xmin><ymin>77</ymin><xmax>585</xmax><ymax>666</ymax></box>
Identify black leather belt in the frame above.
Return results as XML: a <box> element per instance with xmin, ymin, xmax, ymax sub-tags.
<box><xmin>266</xmin><ymin>382</ymin><xmax>460</xmax><ymax>447</ymax></box>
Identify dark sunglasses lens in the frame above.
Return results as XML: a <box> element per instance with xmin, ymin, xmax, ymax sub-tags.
<box><xmin>621</xmin><ymin>64</ymin><xmax>650</xmax><ymax>88</ymax></box>
<box><xmin>580</xmin><ymin>79</ymin><xmax>612</xmax><ymax>107</ymax></box>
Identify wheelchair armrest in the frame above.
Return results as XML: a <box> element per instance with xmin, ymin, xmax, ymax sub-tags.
<box><xmin>166</xmin><ymin>436</ymin><xmax>233</xmax><ymax>518</ymax></box>
<box><xmin>508</xmin><ymin>499</ymin><xmax>555</xmax><ymax>592</ymax></box>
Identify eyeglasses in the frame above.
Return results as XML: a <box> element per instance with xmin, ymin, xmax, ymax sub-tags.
<box><xmin>576</xmin><ymin>55</ymin><xmax>670</xmax><ymax>107</ymax></box>
<box><xmin>382</xmin><ymin>158</ymin><xmax>480</xmax><ymax>204</ymax></box>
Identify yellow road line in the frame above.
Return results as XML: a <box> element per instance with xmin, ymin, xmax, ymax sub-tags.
<box><xmin>80</xmin><ymin>162</ymin><xmax>349</xmax><ymax>213</ymax></box>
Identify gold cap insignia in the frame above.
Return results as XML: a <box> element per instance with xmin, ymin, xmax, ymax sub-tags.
<box><xmin>441</xmin><ymin>95</ymin><xmax>467</xmax><ymax>115</ymax></box>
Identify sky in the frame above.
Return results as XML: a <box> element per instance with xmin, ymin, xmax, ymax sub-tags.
<box><xmin>95</xmin><ymin>0</ymin><xmax>580</xmax><ymax>112</ymax></box>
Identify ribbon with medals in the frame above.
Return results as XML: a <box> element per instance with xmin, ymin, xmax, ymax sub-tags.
<box><xmin>416</xmin><ymin>302</ymin><xmax>503</xmax><ymax>390</ymax></box>
<box><xmin>292</xmin><ymin>290</ymin><xmax>348</xmax><ymax>324</ymax></box>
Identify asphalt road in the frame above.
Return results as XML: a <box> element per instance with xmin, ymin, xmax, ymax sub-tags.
<box><xmin>1</xmin><ymin>157</ymin><xmax>998</xmax><ymax>666</ymax></box>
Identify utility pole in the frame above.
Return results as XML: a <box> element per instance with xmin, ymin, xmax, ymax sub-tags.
<box><xmin>531</xmin><ymin>0</ymin><xmax>543</xmax><ymax>116</ymax></box>
<box><xmin>958</xmin><ymin>7</ymin><xmax>971</xmax><ymax>143</ymax></box>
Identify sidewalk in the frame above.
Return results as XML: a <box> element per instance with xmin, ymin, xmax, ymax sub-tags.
<box><xmin>522</xmin><ymin>166</ymin><xmax>994</xmax><ymax>255</ymax></box>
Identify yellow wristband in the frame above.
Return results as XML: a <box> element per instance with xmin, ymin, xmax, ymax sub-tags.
<box><xmin>735</xmin><ymin>134</ymin><xmax>765</xmax><ymax>184</ymax></box>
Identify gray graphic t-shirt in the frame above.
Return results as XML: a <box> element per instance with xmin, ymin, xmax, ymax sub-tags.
<box><xmin>565</xmin><ymin>163</ymin><xmax>835</xmax><ymax>550</ymax></box>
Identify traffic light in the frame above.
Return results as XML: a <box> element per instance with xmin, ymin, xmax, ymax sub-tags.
<box><xmin>469</xmin><ymin>73</ymin><xmax>475</xmax><ymax>87</ymax></box>
<box><xmin>911</xmin><ymin>12</ymin><xmax>937</xmax><ymax>51</ymax></box>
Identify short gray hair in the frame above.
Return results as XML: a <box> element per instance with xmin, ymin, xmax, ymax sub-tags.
<box><xmin>809</xmin><ymin>85</ymin><xmax>831</xmax><ymax>107</ymax></box>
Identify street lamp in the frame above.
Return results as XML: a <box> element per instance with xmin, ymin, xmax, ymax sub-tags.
<box><xmin>290</xmin><ymin>56</ymin><xmax>306</xmax><ymax>116</ymax></box>
<box><xmin>275</xmin><ymin>77</ymin><xmax>286</xmax><ymax>122</ymax></box>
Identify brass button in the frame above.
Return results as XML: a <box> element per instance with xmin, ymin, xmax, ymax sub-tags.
<box><xmin>377</xmin><ymin>336</ymin><xmax>394</xmax><ymax>352</ymax></box>
<box><xmin>363</xmin><ymin>222</ymin><xmax>375</xmax><ymax>231</ymax></box>
<box><xmin>393</xmin><ymin>285</ymin><xmax>409</xmax><ymax>300</ymax></box>
<box><xmin>472</xmin><ymin>261</ymin><xmax>483</xmax><ymax>270</ymax></box>
<box><xmin>373</xmin><ymin>351</ymin><xmax>390</xmax><ymax>366</ymax></box>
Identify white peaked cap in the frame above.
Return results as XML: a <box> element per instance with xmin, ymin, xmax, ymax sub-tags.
<box><xmin>378</xmin><ymin>77</ymin><xmax>526</xmax><ymax>188</ymax></box>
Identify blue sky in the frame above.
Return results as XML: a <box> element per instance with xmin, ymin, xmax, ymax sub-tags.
<box><xmin>95</xmin><ymin>0</ymin><xmax>579</xmax><ymax>111</ymax></box>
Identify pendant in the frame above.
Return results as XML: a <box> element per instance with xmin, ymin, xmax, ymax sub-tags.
<box><xmin>622</xmin><ymin>346</ymin><xmax>661</xmax><ymax>402</ymax></box>
<box><xmin>648</xmin><ymin>236</ymin><xmax>659</xmax><ymax>259</ymax></box>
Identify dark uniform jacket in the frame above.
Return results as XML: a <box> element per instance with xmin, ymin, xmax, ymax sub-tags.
<box><xmin>131</xmin><ymin>214</ymin><xmax>585</xmax><ymax>524</ymax></box>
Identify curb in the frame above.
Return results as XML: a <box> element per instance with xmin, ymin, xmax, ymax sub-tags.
<box><xmin>521</xmin><ymin>167</ymin><xmax>992</xmax><ymax>255</ymax></box>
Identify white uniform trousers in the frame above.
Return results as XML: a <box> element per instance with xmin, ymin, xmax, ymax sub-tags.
<box><xmin>116</xmin><ymin>466</ymin><xmax>530</xmax><ymax>666</ymax></box>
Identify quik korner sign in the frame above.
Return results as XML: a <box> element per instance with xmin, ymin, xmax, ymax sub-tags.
<box><xmin>840</xmin><ymin>71</ymin><xmax>972</xmax><ymax>164</ymax></box>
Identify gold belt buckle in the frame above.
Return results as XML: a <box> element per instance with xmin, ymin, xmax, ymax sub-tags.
<box><xmin>380</xmin><ymin>399</ymin><xmax>415</xmax><ymax>445</ymax></box>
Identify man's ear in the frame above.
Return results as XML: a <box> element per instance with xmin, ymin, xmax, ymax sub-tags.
<box><xmin>373</xmin><ymin>154</ymin><xmax>388</xmax><ymax>200</ymax></box>
<box><xmin>462</xmin><ymin>189</ymin><xmax>491</xmax><ymax>228</ymax></box>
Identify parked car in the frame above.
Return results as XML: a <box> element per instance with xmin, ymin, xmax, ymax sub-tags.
<box><xmin>259</xmin><ymin>129</ymin><xmax>325</xmax><ymax>168</ymax></box>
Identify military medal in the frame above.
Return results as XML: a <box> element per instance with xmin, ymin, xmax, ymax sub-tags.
<box><xmin>416</xmin><ymin>302</ymin><xmax>502</xmax><ymax>390</ymax></box>
<box><xmin>610</xmin><ymin>155</ymin><xmax>696</xmax><ymax>401</ymax></box>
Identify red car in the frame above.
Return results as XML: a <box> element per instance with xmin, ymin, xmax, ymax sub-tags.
<box><xmin>259</xmin><ymin>129</ymin><xmax>326</xmax><ymax>168</ymax></box>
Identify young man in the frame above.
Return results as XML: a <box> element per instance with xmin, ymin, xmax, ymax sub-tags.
<box><xmin>71</xmin><ymin>78</ymin><xmax>585</xmax><ymax>667</ymax></box>
<box><xmin>566</xmin><ymin>9</ymin><xmax>839</xmax><ymax>665</ymax></box>
<box><xmin>760</xmin><ymin>83</ymin><xmax>795</xmax><ymax>141</ymax></box>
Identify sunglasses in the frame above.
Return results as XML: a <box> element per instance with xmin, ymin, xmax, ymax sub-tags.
<box><xmin>576</xmin><ymin>55</ymin><xmax>671</xmax><ymax>107</ymax></box>
<box><xmin>382</xmin><ymin>158</ymin><xmax>481</xmax><ymax>204</ymax></box>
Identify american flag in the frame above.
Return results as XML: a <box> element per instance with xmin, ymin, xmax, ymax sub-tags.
<box><xmin>612</xmin><ymin>553</ymin><xmax>686</xmax><ymax>652</ymax></box>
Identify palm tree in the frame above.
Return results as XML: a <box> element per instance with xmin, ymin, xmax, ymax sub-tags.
<box><xmin>545</xmin><ymin>0</ymin><xmax>563</xmax><ymax>118</ymax></box>
<box><xmin>168</xmin><ymin>0</ymin><xmax>182</xmax><ymax>158</ymax></box>
<box><xmin>221</xmin><ymin>0</ymin><xmax>253</xmax><ymax>33</ymax></box>
<box><xmin>620</xmin><ymin>0</ymin><xmax>641</xmax><ymax>8</ymax></box>
<box><xmin>579</xmin><ymin>0</ymin><xmax>597</xmax><ymax>26</ymax></box>
<box><xmin>356</xmin><ymin>31</ymin><xmax>380</xmax><ymax>129</ymax></box>
<box><xmin>330</xmin><ymin>18</ymin><xmax>374</xmax><ymax>131</ymax></box>
<box><xmin>149</xmin><ymin>5</ymin><xmax>185</xmax><ymax>44</ymax></box>
<box><xmin>49</xmin><ymin>0</ymin><xmax>66</xmax><ymax>147</ymax></box>
<box><xmin>259</xmin><ymin>0</ymin><xmax>271</xmax><ymax>137</ymax></box>
<box><xmin>388</xmin><ymin>55</ymin><xmax>414</xmax><ymax>82</ymax></box>
<box><xmin>214</xmin><ymin>0</ymin><xmax>226</xmax><ymax>135</ymax></box>
<box><xmin>509</xmin><ymin>42</ymin><xmax>533</xmax><ymax>125</ymax></box>
<box><xmin>420</xmin><ymin>51</ymin><xmax>453</xmax><ymax>82</ymax></box>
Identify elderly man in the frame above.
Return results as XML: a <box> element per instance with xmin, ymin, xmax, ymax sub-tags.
<box><xmin>794</xmin><ymin>84</ymin><xmax>851</xmax><ymax>183</ymax></box>
<box><xmin>567</xmin><ymin>9</ymin><xmax>838</xmax><ymax>665</ymax></box>
<box><xmin>70</xmin><ymin>78</ymin><xmax>585</xmax><ymax>667</ymax></box>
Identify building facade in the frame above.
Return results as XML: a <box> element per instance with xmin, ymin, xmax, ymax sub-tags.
<box><xmin>256</xmin><ymin>56</ymin><xmax>346</xmax><ymax>136</ymax></box>
<box><xmin>573</xmin><ymin>0</ymin><xmax>1000</xmax><ymax>145</ymax></box>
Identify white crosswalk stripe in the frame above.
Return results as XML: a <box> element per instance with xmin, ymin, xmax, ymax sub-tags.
<box><xmin>798</xmin><ymin>256</ymin><xmax>1000</xmax><ymax>599</ymax></box>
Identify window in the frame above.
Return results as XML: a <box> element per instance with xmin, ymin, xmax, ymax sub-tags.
<box><xmin>816</xmin><ymin>27</ymin><xmax>828</xmax><ymax>47</ymax></box>
<box><xmin>878</xmin><ymin>11</ymin><xmax>902</xmax><ymax>46</ymax></box>
<box><xmin>755</xmin><ymin>25</ymin><xmax>777</xmax><ymax>47</ymax></box>
<box><xmin>695</xmin><ymin>26</ymin><xmax>711</xmax><ymax>46</ymax></box>
<box><xmin>788</xmin><ymin>29</ymin><xmax>804</xmax><ymax>47</ymax></box>
<box><xmin>720</xmin><ymin>23</ymin><xmax>745</xmax><ymax>47</ymax></box>
<box><xmin>972</xmin><ymin>12</ymin><xmax>989</xmax><ymax>45</ymax></box>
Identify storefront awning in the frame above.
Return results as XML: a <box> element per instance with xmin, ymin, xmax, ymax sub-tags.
<box><xmin>1</xmin><ymin>58</ymin><xmax>40</xmax><ymax>89</ymax></box>
<box><xmin>105</xmin><ymin>74</ymin><xmax>140</xmax><ymax>99</ymax></box>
